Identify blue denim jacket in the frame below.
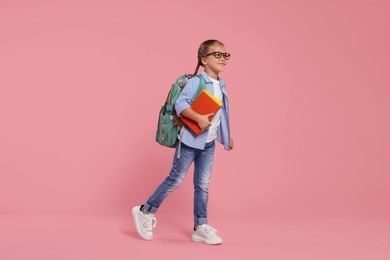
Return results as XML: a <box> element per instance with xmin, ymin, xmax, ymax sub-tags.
<box><xmin>175</xmin><ymin>71</ymin><xmax>231</xmax><ymax>150</ymax></box>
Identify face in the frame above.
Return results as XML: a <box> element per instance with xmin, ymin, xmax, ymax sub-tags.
<box><xmin>201</xmin><ymin>44</ymin><xmax>229</xmax><ymax>75</ymax></box>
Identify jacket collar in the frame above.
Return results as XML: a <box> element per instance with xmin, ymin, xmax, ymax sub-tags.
<box><xmin>200</xmin><ymin>70</ymin><xmax>226</xmax><ymax>88</ymax></box>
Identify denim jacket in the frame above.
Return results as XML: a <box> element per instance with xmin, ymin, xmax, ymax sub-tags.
<box><xmin>175</xmin><ymin>71</ymin><xmax>231</xmax><ymax>150</ymax></box>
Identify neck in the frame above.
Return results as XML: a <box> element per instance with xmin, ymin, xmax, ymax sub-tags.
<box><xmin>204</xmin><ymin>69</ymin><xmax>219</xmax><ymax>80</ymax></box>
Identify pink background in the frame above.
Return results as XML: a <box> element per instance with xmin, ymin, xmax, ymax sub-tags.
<box><xmin>0</xmin><ymin>0</ymin><xmax>389</xmax><ymax>259</ymax></box>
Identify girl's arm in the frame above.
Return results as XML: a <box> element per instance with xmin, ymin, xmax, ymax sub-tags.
<box><xmin>181</xmin><ymin>108</ymin><xmax>213</xmax><ymax>132</ymax></box>
<box><xmin>176</xmin><ymin>77</ymin><xmax>212</xmax><ymax>131</ymax></box>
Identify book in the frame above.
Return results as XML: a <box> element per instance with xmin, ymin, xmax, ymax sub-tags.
<box><xmin>180</xmin><ymin>89</ymin><xmax>222</xmax><ymax>135</ymax></box>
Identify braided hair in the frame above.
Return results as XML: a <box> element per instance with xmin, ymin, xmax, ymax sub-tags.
<box><xmin>192</xmin><ymin>39</ymin><xmax>224</xmax><ymax>77</ymax></box>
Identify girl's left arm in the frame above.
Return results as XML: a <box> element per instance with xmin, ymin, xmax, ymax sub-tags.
<box><xmin>230</xmin><ymin>136</ymin><xmax>234</xmax><ymax>150</ymax></box>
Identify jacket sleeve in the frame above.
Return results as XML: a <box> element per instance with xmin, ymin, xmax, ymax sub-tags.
<box><xmin>175</xmin><ymin>76</ymin><xmax>200</xmax><ymax>117</ymax></box>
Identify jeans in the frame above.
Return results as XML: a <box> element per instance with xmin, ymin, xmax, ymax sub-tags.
<box><xmin>144</xmin><ymin>140</ymin><xmax>216</xmax><ymax>225</ymax></box>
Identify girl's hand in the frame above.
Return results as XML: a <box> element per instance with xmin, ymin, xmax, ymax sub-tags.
<box><xmin>197</xmin><ymin>113</ymin><xmax>214</xmax><ymax>132</ymax></box>
<box><xmin>229</xmin><ymin>136</ymin><xmax>234</xmax><ymax>150</ymax></box>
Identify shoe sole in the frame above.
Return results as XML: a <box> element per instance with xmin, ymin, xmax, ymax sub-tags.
<box><xmin>132</xmin><ymin>207</ymin><xmax>152</xmax><ymax>241</ymax></box>
<box><xmin>191</xmin><ymin>235</ymin><xmax>223</xmax><ymax>245</ymax></box>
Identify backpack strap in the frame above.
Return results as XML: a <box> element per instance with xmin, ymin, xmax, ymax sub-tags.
<box><xmin>193</xmin><ymin>74</ymin><xmax>207</xmax><ymax>100</ymax></box>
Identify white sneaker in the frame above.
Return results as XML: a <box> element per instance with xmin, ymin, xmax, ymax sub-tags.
<box><xmin>191</xmin><ymin>224</ymin><xmax>223</xmax><ymax>245</ymax></box>
<box><xmin>132</xmin><ymin>205</ymin><xmax>157</xmax><ymax>240</ymax></box>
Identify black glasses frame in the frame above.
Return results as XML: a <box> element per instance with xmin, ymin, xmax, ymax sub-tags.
<box><xmin>204</xmin><ymin>52</ymin><xmax>231</xmax><ymax>60</ymax></box>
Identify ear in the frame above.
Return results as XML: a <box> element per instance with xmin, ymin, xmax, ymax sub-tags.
<box><xmin>201</xmin><ymin>56</ymin><xmax>207</xmax><ymax>66</ymax></box>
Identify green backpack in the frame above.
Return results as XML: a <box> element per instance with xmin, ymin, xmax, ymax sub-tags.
<box><xmin>156</xmin><ymin>74</ymin><xmax>206</xmax><ymax>148</ymax></box>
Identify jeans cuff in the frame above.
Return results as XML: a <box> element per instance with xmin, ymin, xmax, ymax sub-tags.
<box><xmin>144</xmin><ymin>202</ymin><xmax>158</xmax><ymax>214</ymax></box>
<box><xmin>195</xmin><ymin>218</ymin><xmax>207</xmax><ymax>225</ymax></box>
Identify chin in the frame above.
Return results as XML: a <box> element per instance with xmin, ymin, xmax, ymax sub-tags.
<box><xmin>218</xmin><ymin>65</ymin><xmax>226</xmax><ymax>71</ymax></box>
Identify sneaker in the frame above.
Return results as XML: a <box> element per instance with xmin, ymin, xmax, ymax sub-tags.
<box><xmin>132</xmin><ymin>205</ymin><xmax>157</xmax><ymax>240</ymax></box>
<box><xmin>191</xmin><ymin>224</ymin><xmax>223</xmax><ymax>245</ymax></box>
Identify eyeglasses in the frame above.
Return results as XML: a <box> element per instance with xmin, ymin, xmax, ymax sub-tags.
<box><xmin>204</xmin><ymin>52</ymin><xmax>231</xmax><ymax>60</ymax></box>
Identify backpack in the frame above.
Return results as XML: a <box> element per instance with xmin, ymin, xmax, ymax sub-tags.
<box><xmin>156</xmin><ymin>74</ymin><xmax>206</xmax><ymax>148</ymax></box>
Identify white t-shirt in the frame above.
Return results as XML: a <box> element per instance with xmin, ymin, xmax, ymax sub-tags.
<box><xmin>206</xmin><ymin>77</ymin><xmax>223</xmax><ymax>143</ymax></box>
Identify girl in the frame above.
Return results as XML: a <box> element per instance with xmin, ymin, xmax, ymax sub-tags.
<box><xmin>132</xmin><ymin>39</ymin><xmax>234</xmax><ymax>245</ymax></box>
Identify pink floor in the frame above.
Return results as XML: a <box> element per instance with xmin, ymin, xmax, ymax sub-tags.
<box><xmin>1</xmin><ymin>214</ymin><xmax>389</xmax><ymax>260</ymax></box>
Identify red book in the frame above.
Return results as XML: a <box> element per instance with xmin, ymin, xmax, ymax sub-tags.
<box><xmin>180</xmin><ymin>89</ymin><xmax>222</xmax><ymax>135</ymax></box>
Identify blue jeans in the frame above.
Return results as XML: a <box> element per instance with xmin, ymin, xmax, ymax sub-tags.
<box><xmin>144</xmin><ymin>140</ymin><xmax>216</xmax><ymax>225</ymax></box>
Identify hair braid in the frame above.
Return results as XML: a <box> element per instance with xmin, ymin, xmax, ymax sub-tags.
<box><xmin>191</xmin><ymin>62</ymin><xmax>201</xmax><ymax>78</ymax></box>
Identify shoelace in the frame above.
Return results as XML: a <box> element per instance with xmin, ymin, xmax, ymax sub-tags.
<box><xmin>204</xmin><ymin>225</ymin><xmax>218</xmax><ymax>235</ymax></box>
<box><xmin>143</xmin><ymin>216</ymin><xmax>157</xmax><ymax>231</ymax></box>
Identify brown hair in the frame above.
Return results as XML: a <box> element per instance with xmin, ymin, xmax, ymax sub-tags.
<box><xmin>192</xmin><ymin>39</ymin><xmax>224</xmax><ymax>77</ymax></box>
